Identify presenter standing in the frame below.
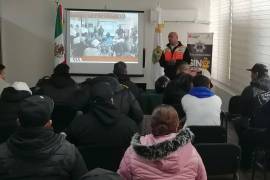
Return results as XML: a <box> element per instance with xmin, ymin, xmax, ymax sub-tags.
<box><xmin>159</xmin><ymin>32</ymin><xmax>191</xmax><ymax>80</ymax></box>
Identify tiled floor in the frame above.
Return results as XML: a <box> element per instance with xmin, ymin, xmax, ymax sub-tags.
<box><xmin>141</xmin><ymin>115</ymin><xmax>268</xmax><ymax>180</ymax></box>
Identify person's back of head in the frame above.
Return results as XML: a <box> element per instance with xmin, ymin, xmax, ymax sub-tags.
<box><xmin>36</xmin><ymin>76</ymin><xmax>51</xmax><ymax>88</ymax></box>
<box><xmin>118</xmin><ymin>104</ymin><xmax>201</xmax><ymax>179</ymax></box>
<box><xmin>163</xmin><ymin>73</ymin><xmax>193</xmax><ymax>109</ymax></box>
<box><xmin>173</xmin><ymin>73</ymin><xmax>193</xmax><ymax>92</ymax></box>
<box><xmin>3</xmin><ymin>95</ymin><xmax>88</xmax><ymax>180</ymax></box>
<box><xmin>48</xmin><ymin>64</ymin><xmax>76</xmax><ymax>90</ymax></box>
<box><xmin>193</xmin><ymin>75</ymin><xmax>211</xmax><ymax>88</ymax></box>
<box><xmin>151</xmin><ymin>104</ymin><xmax>181</xmax><ymax>136</ymax></box>
<box><xmin>176</xmin><ymin>62</ymin><xmax>190</xmax><ymax>75</ymax></box>
<box><xmin>113</xmin><ymin>61</ymin><xmax>127</xmax><ymax>77</ymax></box>
<box><xmin>53</xmin><ymin>63</ymin><xmax>70</xmax><ymax>76</ymax></box>
<box><xmin>18</xmin><ymin>95</ymin><xmax>54</xmax><ymax>128</ymax></box>
<box><xmin>155</xmin><ymin>75</ymin><xmax>170</xmax><ymax>93</ymax></box>
<box><xmin>91</xmin><ymin>76</ymin><xmax>122</xmax><ymax>93</ymax></box>
<box><xmin>0</xmin><ymin>83</ymin><xmax>32</xmax><ymax>143</ymax></box>
<box><xmin>90</xmin><ymin>82</ymin><xmax>114</xmax><ymax>104</ymax></box>
<box><xmin>247</xmin><ymin>63</ymin><xmax>269</xmax><ymax>81</ymax></box>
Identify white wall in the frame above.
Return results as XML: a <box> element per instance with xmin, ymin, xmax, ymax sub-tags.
<box><xmin>1</xmin><ymin>0</ymin><xmax>209</xmax><ymax>87</ymax></box>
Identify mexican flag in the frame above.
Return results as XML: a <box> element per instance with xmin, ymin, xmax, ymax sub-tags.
<box><xmin>54</xmin><ymin>0</ymin><xmax>65</xmax><ymax>65</ymax></box>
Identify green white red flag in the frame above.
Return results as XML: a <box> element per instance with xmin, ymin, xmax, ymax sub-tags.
<box><xmin>54</xmin><ymin>0</ymin><xmax>66</xmax><ymax>65</ymax></box>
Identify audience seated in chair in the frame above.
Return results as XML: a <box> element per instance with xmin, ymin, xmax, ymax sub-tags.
<box><xmin>118</xmin><ymin>104</ymin><xmax>207</xmax><ymax>180</ymax></box>
<box><xmin>65</xmin><ymin>82</ymin><xmax>138</xmax><ymax>170</ymax></box>
<box><xmin>0</xmin><ymin>82</ymin><xmax>32</xmax><ymax>143</ymax></box>
<box><xmin>239</xmin><ymin>100</ymin><xmax>270</xmax><ymax>170</ymax></box>
<box><xmin>182</xmin><ymin>75</ymin><xmax>222</xmax><ymax>127</ymax></box>
<box><xmin>163</xmin><ymin>73</ymin><xmax>193</xmax><ymax>118</ymax></box>
<box><xmin>113</xmin><ymin>61</ymin><xmax>141</xmax><ymax>100</ymax></box>
<box><xmin>35</xmin><ymin>63</ymin><xmax>78</xmax><ymax>106</ymax></box>
<box><xmin>86</xmin><ymin>76</ymin><xmax>143</xmax><ymax>124</ymax></box>
<box><xmin>0</xmin><ymin>64</ymin><xmax>9</xmax><ymax>95</ymax></box>
<box><xmin>0</xmin><ymin>95</ymin><xmax>87</xmax><ymax>180</ymax></box>
<box><xmin>155</xmin><ymin>75</ymin><xmax>170</xmax><ymax>93</ymax></box>
<box><xmin>236</xmin><ymin>63</ymin><xmax>270</xmax><ymax>136</ymax></box>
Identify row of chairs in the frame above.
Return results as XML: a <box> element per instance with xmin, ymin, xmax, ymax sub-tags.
<box><xmin>188</xmin><ymin>125</ymin><xmax>241</xmax><ymax>180</ymax></box>
<box><xmin>227</xmin><ymin>96</ymin><xmax>270</xmax><ymax>180</ymax></box>
<box><xmin>51</xmin><ymin>101</ymin><xmax>242</xmax><ymax>179</ymax></box>
<box><xmin>77</xmin><ymin>125</ymin><xmax>241</xmax><ymax>180</ymax></box>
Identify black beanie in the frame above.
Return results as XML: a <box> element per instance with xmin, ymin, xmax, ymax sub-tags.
<box><xmin>18</xmin><ymin>95</ymin><xmax>54</xmax><ymax>127</ymax></box>
<box><xmin>90</xmin><ymin>82</ymin><xmax>114</xmax><ymax>102</ymax></box>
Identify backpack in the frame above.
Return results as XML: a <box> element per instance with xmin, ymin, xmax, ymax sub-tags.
<box><xmin>254</xmin><ymin>90</ymin><xmax>270</xmax><ymax>108</ymax></box>
<box><xmin>251</xmin><ymin>90</ymin><xmax>270</xmax><ymax>128</ymax></box>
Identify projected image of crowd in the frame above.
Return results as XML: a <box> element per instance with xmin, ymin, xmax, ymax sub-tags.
<box><xmin>70</xmin><ymin>21</ymin><xmax>138</xmax><ymax>60</ymax></box>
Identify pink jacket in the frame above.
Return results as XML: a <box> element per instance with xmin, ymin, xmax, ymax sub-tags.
<box><xmin>118</xmin><ymin>129</ymin><xmax>207</xmax><ymax>180</ymax></box>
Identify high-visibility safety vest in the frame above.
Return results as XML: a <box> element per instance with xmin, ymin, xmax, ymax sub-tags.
<box><xmin>163</xmin><ymin>45</ymin><xmax>187</xmax><ymax>62</ymax></box>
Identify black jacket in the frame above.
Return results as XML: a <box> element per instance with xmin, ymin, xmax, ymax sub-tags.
<box><xmin>163</xmin><ymin>75</ymin><xmax>191</xmax><ymax>118</ymax></box>
<box><xmin>65</xmin><ymin>101</ymin><xmax>138</xmax><ymax>146</ymax></box>
<box><xmin>116</xmin><ymin>74</ymin><xmax>141</xmax><ymax>100</ymax></box>
<box><xmin>37</xmin><ymin>74</ymin><xmax>78</xmax><ymax>106</ymax></box>
<box><xmin>65</xmin><ymin>101</ymin><xmax>138</xmax><ymax>170</ymax></box>
<box><xmin>0</xmin><ymin>87</ymin><xmax>31</xmax><ymax>143</ymax></box>
<box><xmin>114</xmin><ymin>87</ymin><xmax>143</xmax><ymax>124</ymax></box>
<box><xmin>240</xmin><ymin>76</ymin><xmax>270</xmax><ymax>120</ymax></box>
<box><xmin>81</xmin><ymin>77</ymin><xmax>143</xmax><ymax>124</ymax></box>
<box><xmin>0</xmin><ymin>128</ymin><xmax>87</xmax><ymax>180</ymax></box>
<box><xmin>159</xmin><ymin>41</ymin><xmax>191</xmax><ymax>80</ymax></box>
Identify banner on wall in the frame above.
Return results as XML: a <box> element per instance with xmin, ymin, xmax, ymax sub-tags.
<box><xmin>187</xmin><ymin>33</ymin><xmax>213</xmax><ymax>73</ymax></box>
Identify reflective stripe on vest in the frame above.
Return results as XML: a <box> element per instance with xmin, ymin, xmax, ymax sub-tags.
<box><xmin>164</xmin><ymin>46</ymin><xmax>186</xmax><ymax>62</ymax></box>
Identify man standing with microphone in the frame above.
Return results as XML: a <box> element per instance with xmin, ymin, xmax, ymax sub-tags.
<box><xmin>159</xmin><ymin>32</ymin><xmax>191</xmax><ymax>80</ymax></box>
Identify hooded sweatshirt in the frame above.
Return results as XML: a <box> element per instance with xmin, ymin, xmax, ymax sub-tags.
<box><xmin>0</xmin><ymin>87</ymin><xmax>31</xmax><ymax>143</ymax></box>
<box><xmin>118</xmin><ymin>128</ymin><xmax>207</xmax><ymax>180</ymax></box>
<box><xmin>65</xmin><ymin>99</ymin><xmax>138</xmax><ymax>171</ymax></box>
<box><xmin>38</xmin><ymin>74</ymin><xmax>78</xmax><ymax>105</ymax></box>
<box><xmin>240</xmin><ymin>76</ymin><xmax>270</xmax><ymax>119</ymax></box>
<box><xmin>84</xmin><ymin>76</ymin><xmax>143</xmax><ymax>124</ymax></box>
<box><xmin>116</xmin><ymin>74</ymin><xmax>141</xmax><ymax>100</ymax></box>
<box><xmin>182</xmin><ymin>87</ymin><xmax>222</xmax><ymax>127</ymax></box>
<box><xmin>65</xmin><ymin>100</ymin><xmax>138</xmax><ymax>146</ymax></box>
<box><xmin>0</xmin><ymin>127</ymin><xmax>87</xmax><ymax>180</ymax></box>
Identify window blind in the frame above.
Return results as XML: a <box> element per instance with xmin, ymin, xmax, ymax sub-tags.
<box><xmin>230</xmin><ymin>0</ymin><xmax>270</xmax><ymax>93</ymax></box>
<box><xmin>210</xmin><ymin>0</ymin><xmax>231</xmax><ymax>84</ymax></box>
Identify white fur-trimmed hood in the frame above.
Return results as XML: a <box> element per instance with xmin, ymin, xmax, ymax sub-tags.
<box><xmin>131</xmin><ymin>128</ymin><xmax>194</xmax><ymax>160</ymax></box>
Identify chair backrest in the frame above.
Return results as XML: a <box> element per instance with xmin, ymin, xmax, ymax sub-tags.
<box><xmin>51</xmin><ymin>105</ymin><xmax>77</xmax><ymax>133</ymax></box>
<box><xmin>195</xmin><ymin>143</ymin><xmax>241</xmax><ymax>176</ymax></box>
<box><xmin>188</xmin><ymin>126</ymin><xmax>227</xmax><ymax>144</ymax></box>
<box><xmin>228</xmin><ymin>96</ymin><xmax>242</xmax><ymax>115</ymax></box>
<box><xmin>139</xmin><ymin>90</ymin><xmax>163</xmax><ymax>114</ymax></box>
<box><xmin>78</xmin><ymin>145</ymin><xmax>126</xmax><ymax>171</ymax></box>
